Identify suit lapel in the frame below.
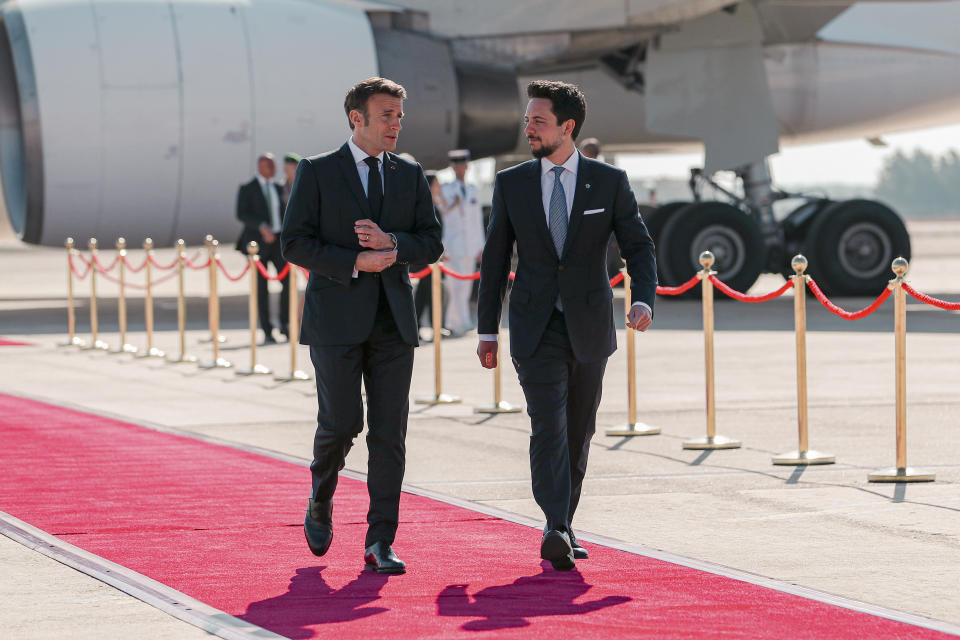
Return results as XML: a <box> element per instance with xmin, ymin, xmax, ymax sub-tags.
<box><xmin>335</xmin><ymin>142</ymin><xmax>372</xmax><ymax>220</ymax></box>
<box><xmin>525</xmin><ymin>160</ymin><xmax>557</xmax><ymax>258</ymax></box>
<box><xmin>561</xmin><ymin>154</ymin><xmax>590</xmax><ymax>260</ymax></box>
<box><xmin>380</xmin><ymin>153</ymin><xmax>399</xmax><ymax>226</ymax></box>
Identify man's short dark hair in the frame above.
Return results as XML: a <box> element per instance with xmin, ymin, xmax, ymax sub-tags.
<box><xmin>344</xmin><ymin>77</ymin><xmax>407</xmax><ymax>130</ymax></box>
<box><xmin>526</xmin><ymin>80</ymin><xmax>587</xmax><ymax>140</ymax></box>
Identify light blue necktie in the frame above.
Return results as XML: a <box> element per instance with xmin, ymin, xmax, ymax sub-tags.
<box><xmin>548</xmin><ymin>165</ymin><xmax>567</xmax><ymax>309</ymax></box>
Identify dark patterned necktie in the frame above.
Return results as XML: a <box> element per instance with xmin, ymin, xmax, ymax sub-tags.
<box><xmin>364</xmin><ymin>156</ymin><xmax>382</xmax><ymax>219</ymax></box>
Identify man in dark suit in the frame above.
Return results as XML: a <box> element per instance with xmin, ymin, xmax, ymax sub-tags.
<box><xmin>477</xmin><ymin>81</ymin><xmax>657</xmax><ymax>571</ymax></box>
<box><xmin>236</xmin><ymin>152</ymin><xmax>290</xmax><ymax>344</ymax></box>
<box><xmin>281</xmin><ymin>77</ymin><xmax>443</xmax><ymax>574</ymax></box>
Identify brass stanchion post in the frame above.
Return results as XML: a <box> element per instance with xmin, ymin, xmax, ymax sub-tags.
<box><xmin>274</xmin><ymin>263</ymin><xmax>310</xmax><ymax>381</ymax></box>
<box><xmin>59</xmin><ymin>237</ymin><xmax>86</xmax><ymax>347</ymax></box>
<box><xmin>869</xmin><ymin>257</ymin><xmax>934</xmax><ymax>482</ymax></box>
<box><xmin>683</xmin><ymin>251</ymin><xmax>740</xmax><ymax>450</ymax></box>
<box><xmin>112</xmin><ymin>238</ymin><xmax>137</xmax><ymax>354</ymax></box>
<box><xmin>168</xmin><ymin>239</ymin><xmax>198</xmax><ymax>364</ymax></box>
<box><xmin>774</xmin><ymin>255</ymin><xmax>834</xmax><ymax>465</ymax></box>
<box><xmin>199</xmin><ymin>240</ymin><xmax>232</xmax><ymax>368</ymax></box>
<box><xmin>199</xmin><ymin>234</ymin><xmax>226</xmax><ymax>344</ymax></box>
<box><xmin>83</xmin><ymin>238</ymin><xmax>109</xmax><ymax>350</ymax></box>
<box><xmin>607</xmin><ymin>265</ymin><xmax>660</xmax><ymax>436</ymax></box>
<box><xmin>238</xmin><ymin>242</ymin><xmax>272</xmax><ymax>376</ymax></box>
<box><xmin>137</xmin><ymin>238</ymin><xmax>165</xmax><ymax>358</ymax></box>
<box><xmin>474</xmin><ymin>334</ymin><xmax>521</xmax><ymax>414</ymax></box>
<box><xmin>417</xmin><ymin>262</ymin><xmax>460</xmax><ymax>404</ymax></box>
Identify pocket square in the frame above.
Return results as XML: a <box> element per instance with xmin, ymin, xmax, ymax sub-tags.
<box><xmin>583</xmin><ymin>208</ymin><xmax>605</xmax><ymax>215</ymax></box>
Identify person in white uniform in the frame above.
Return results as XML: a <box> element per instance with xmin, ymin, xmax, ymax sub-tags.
<box><xmin>440</xmin><ymin>149</ymin><xmax>485</xmax><ymax>336</ymax></box>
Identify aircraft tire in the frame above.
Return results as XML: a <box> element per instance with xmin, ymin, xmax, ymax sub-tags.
<box><xmin>658</xmin><ymin>202</ymin><xmax>765</xmax><ymax>296</ymax></box>
<box><xmin>805</xmin><ymin>199</ymin><xmax>911</xmax><ymax>297</ymax></box>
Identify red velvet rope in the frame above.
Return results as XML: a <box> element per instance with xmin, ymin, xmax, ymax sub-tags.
<box><xmin>438</xmin><ymin>265</ymin><xmax>482</xmax><ymax>281</ymax></box>
<box><xmin>69</xmin><ymin>253</ymin><xmax>92</xmax><ymax>279</ymax></box>
<box><xmin>410</xmin><ymin>266</ymin><xmax>431</xmax><ymax>279</ymax></box>
<box><xmin>609</xmin><ymin>272</ymin><xmax>625</xmax><ymax>287</ymax></box>
<box><xmin>122</xmin><ymin>255</ymin><xmax>148</xmax><ymax>273</ymax></box>
<box><xmin>806</xmin><ymin>278</ymin><xmax>892</xmax><ymax>320</ymax></box>
<box><xmin>903</xmin><ymin>283</ymin><xmax>960</xmax><ymax>311</ymax></box>
<box><xmin>183</xmin><ymin>256</ymin><xmax>211</xmax><ymax>270</ymax></box>
<box><xmin>254</xmin><ymin>260</ymin><xmax>291</xmax><ymax>281</ymax></box>
<box><xmin>95</xmin><ymin>269</ymin><xmax>178</xmax><ymax>290</ymax></box>
<box><xmin>92</xmin><ymin>253</ymin><xmax>121</xmax><ymax>272</ymax></box>
<box><xmin>655</xmin><ymin>276</ymin><xmax>700</xmax><ymax>296</ymax></box>
<box><xmin>709</xmin><ymin>275</ymin><xmax>794</xmax><ymax>303</ymax></box>
<box><xmin>148</xmin><ymin>254</ymin><xmax>181</xmax><ymax>271</ymax></box>
<box><xmin>436</xmin><ymin>265</ymin><xmax>626</xmax><ymax>287</ymax></box>
<box><xmin>216</xmin><ymin>259</ymin><xmax>252</xmax><ymax>282</ymax></box>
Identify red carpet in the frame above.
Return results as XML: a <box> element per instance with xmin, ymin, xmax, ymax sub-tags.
<box><xmin>0</xmin><ymin>337</ymin><xmax>29</xmax><ymax>345</ymax></box>
<box><xmin>0</xmin><ymin>393</ymin><xmax>950</xmax><ymax>639</ymax></box>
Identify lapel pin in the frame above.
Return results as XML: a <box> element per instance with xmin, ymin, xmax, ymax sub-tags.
<box><xmin>585</xmin><ymin>183</ymin><xmax>591</xmax><ymax>189</ymax></box>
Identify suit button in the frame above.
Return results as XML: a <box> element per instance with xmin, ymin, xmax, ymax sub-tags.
<box><xmin>558</xmin><ymin>265</ymin><xmax>565</xmax><ymax>271</ymax></box>
<box><xmin>373</xmin><ymin>273</ymin><xmax>380</xmax><ymax>278</ymax></box>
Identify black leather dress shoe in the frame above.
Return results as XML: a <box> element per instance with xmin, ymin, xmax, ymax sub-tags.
<box><xmin>540</xmin><ymin>529</ymin><xmax>575</xmax><ymax>571</ymax></box>
<box><xmin>569</xmin><ymin>532</ymin><xmax>589</xmax><ymax>560</ymax></box>
<box><xmin>262</xmin><ymin>334</ymin><xmax>278</xmax><ymax>345</ymax></box>
<box><xmin>364</xmin><ymin>541</ymin><xmax>406</xmax><ymax>574</ymax></box>
<box><xmin>304</xmin><ymin>500</ymin><xmax>333</xmax><ymax>557</ymax></box>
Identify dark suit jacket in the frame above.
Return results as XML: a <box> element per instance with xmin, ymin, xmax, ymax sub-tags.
<box><xmin>477</xmin><ymin>155</ymin><xmax>657</xmax><ymax>362</ymax></box>
<box><xmin>281</xmin><ymin>142</ymin><xmax>443</xmax><ymax>347</ymax></box>
<box><xmin>235</xmin><ymin>177</ymin><xmax>285</xmax><ymax>253</ymax></box>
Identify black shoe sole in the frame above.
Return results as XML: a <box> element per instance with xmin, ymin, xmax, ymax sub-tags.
<box><xmin>540</xmin><ymin>533</ymin><xmax>572</xmax><ymax>561</ymax></box>
<box><xmin>364</xmin><ymin>562</ymin><xmax>406</xmax><ymax>575</ymax></box>
<box><xmin>304</xmin><ymin>525</ymin><xmax>332</xmax><ymax>557</ymax></box>
<box><xmin>549</xmin><ymin>556</ymin><xmax>576</xmax><ymax>571</ymax></box>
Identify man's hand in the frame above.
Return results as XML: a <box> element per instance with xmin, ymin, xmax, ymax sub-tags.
<box><xmin>477</xmin><ymin>340</ymin><xmax>498</xmax><ymax>369</ymax></box>
<box><xmin>355</xmin><ymin>220</ymin><xmax>396</xmax><ymax>250</ymax></box>
<box><xmin>626</xmin><ymin>305</ymin><xmax>652</xmax><ymax>332</ymax></box>
<box><xmin>355</xmin><ymin>250</ymin><xmax>397</xmax><ymax>273</ymax></box>
<box><xmin>259</xmin><ymin>224</ymin><xmax>276</xmax><ymax>244</ymax></box>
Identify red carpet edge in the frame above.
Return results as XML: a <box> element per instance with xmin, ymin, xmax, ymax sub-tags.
<box><xmin>4</xmin><ymin>389</ymin><xmax>960</xmax><ymax>638</ymax></box>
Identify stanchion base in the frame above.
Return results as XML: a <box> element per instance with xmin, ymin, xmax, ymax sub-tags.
<box><xmin>416</xmin><ymin>394</ymin><xmax>461</xmax><ymax>405</ymax></box>
<box><xmin>110</xmin><ymin>343</ymin><xmax>138</xmax><ymax>355</ymax></box>
<box><xmin>58</xmin><ymin>337</ymin><xmax>87</xmax><ymax>348</ymax></box>
<box><xmin>236</xmin><ymin>364</ymin><xmax>273</xmax><ymax>376</ymax></box>
<box><xmin>868</xmin><ymin>467</ymin><xmax>935</xmax><ymax>483</ymax></box>
<box><xmin>274</xmin><ymin>370</ymin><xmax>311</xmax><ymax>382</ymax></box>
<box><xmin>198</xmin><ymin>334</ymin><xmax>227</xmax><ymax>344</ymax></box>
<box><xmin>606</xmin><ymin>423</ymin><xmax>661</xmax><ymax>437</ymax></box>
<box><xmin>772</xmin><ymin>449</ymin><xmax>835</xmax><ymax>465</ymax></box>
<box><xmin>682</xmin><ymin>435</ymin><xmax>741</xmax><ymax>450</ymax></box>
<box><xmin>198</xmin><ymin>358</ymin><xmax>232</xmax><ymax>369</ymax></box>
<box><xmin>167</xmin><ymin>354</ymin><xmax>198</xmax><ymax>364</ymax></box>
<box><xmin>137</xmin><ymin>348</ymin><xmax>166</xmax><ymax>359</ymax></box>
<box><xmin>82</xmin><ymin>340</ymin><xmax>110</xmax><ymax>351</ymax></box>
<box><xmin>474</xmin><ymin>401</ymin><xmax>522</xmax><ymax>414</ymax></box>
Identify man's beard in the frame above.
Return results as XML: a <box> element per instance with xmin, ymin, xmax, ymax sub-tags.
<box><xmin>529</xmin><ymin>137</ymin><xmax>560</xmax><ymax>159</ymax></box>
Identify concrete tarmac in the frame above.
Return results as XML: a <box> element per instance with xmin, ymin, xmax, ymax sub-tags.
<box><xmin>1</xmin><ymin>220</ymin><xmax>959</xmax><ymax>638</ymax></box>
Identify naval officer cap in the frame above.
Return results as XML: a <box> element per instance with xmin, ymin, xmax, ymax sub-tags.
<box><xmin>448</xmin><ymin>149</ymin><xmax>471</xmax><ymax>163</ymax></box>
<box><xmin>284</xmin><ymin>152</ymin><xmax>302</xmax><ymax>164</ymax></box>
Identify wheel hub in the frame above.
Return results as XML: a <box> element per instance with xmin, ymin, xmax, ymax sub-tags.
<box><xmin>837</xmin><ymin>222</ymin><xmax>892</xmax><ymax>279</ymax></box>
<box><xmin>690</xmin><ymin>225</ymin><xmax>746</xmax><ymax>280</ymax></box>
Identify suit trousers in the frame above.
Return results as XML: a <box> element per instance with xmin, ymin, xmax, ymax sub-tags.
<box><xmin>257</xmin><ymin>239</ymin><xmax>290</xmax><ymax>336</ymax></box>
<box><xmin>308</xmin><ymin>283</ymin><xmax>414</xmax><ymax>547</ymax></box>
<box><xmin>512</xmin><ymin>309</ymin><xmax>607</xmax><ymax>532</ymax></box>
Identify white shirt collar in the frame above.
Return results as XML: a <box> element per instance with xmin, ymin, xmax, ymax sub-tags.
<box><xmin>255</xmin><ymin>173</ymin><xmax>271</xmax><ymax>187</ymax></box>
<box><xmin>348</xmin><ymin>137</ymin><xmax>384</xmax><ymax>165</ymax></box>
<box><xmin>540</xmin><ymin>149</ymin><xmax>580</xmax><ymax>177</ymax></box>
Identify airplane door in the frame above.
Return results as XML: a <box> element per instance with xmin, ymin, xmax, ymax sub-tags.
<box><xmin>172</xmin><ymin>3</ymin><xmax>252</xmax><ymax>244</ymax></box>
<box><xmin>93</xmin><ymin>3</ymin><xmax>181</xmax><ymax>242</ymax></box>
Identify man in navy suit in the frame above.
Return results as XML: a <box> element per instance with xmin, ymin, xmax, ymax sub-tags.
<box><xmin>282</xmin><ymin>78</ymin><xmax>443</xmax><ymax>574</ymax></box>
<box><xmin>477</xmin><ymin>81</ymin><xmax>657</xmax><ymax>571</ymax></box>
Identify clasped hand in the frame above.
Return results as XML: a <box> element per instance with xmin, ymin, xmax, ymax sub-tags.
<box><xmin>354</xmin><ymin>219</ymin><xmax>397</xmax><ymax>273</ymax></box>
<box><xmin>626</xmin><ymin>305</ymin><xmax>652</xmax><ymax>331</ymax></box>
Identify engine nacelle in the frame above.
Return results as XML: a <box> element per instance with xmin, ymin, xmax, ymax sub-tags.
<box><xmin>0</xmin><ymin>0</ymin><xmax>520</xmax><ymax>247</ymax></box>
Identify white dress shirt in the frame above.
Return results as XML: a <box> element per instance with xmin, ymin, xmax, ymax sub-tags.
<box><xmin>347</xmin><ymin>137</ymin><xmax>394</xmax><ymax>278</ymax></box>
<box><xmin>479</xmin><ymin>150</ymin><xmax>650</xmax><ymax>342</ymax></box>
<box><xmin>347</xmin><ymin>136</ymin><xmax>384</xmax><ymax>195</ymax></box>
<box><xmin>256</xmin><ymin>174</ymin><xmax>281</xmax><ymax>232</ymax></box>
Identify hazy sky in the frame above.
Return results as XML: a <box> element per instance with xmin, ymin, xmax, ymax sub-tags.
<box><xmin>616</xmin><ymin>122</ymin><xmax>960</xmax><ymax>187</ymax></box>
